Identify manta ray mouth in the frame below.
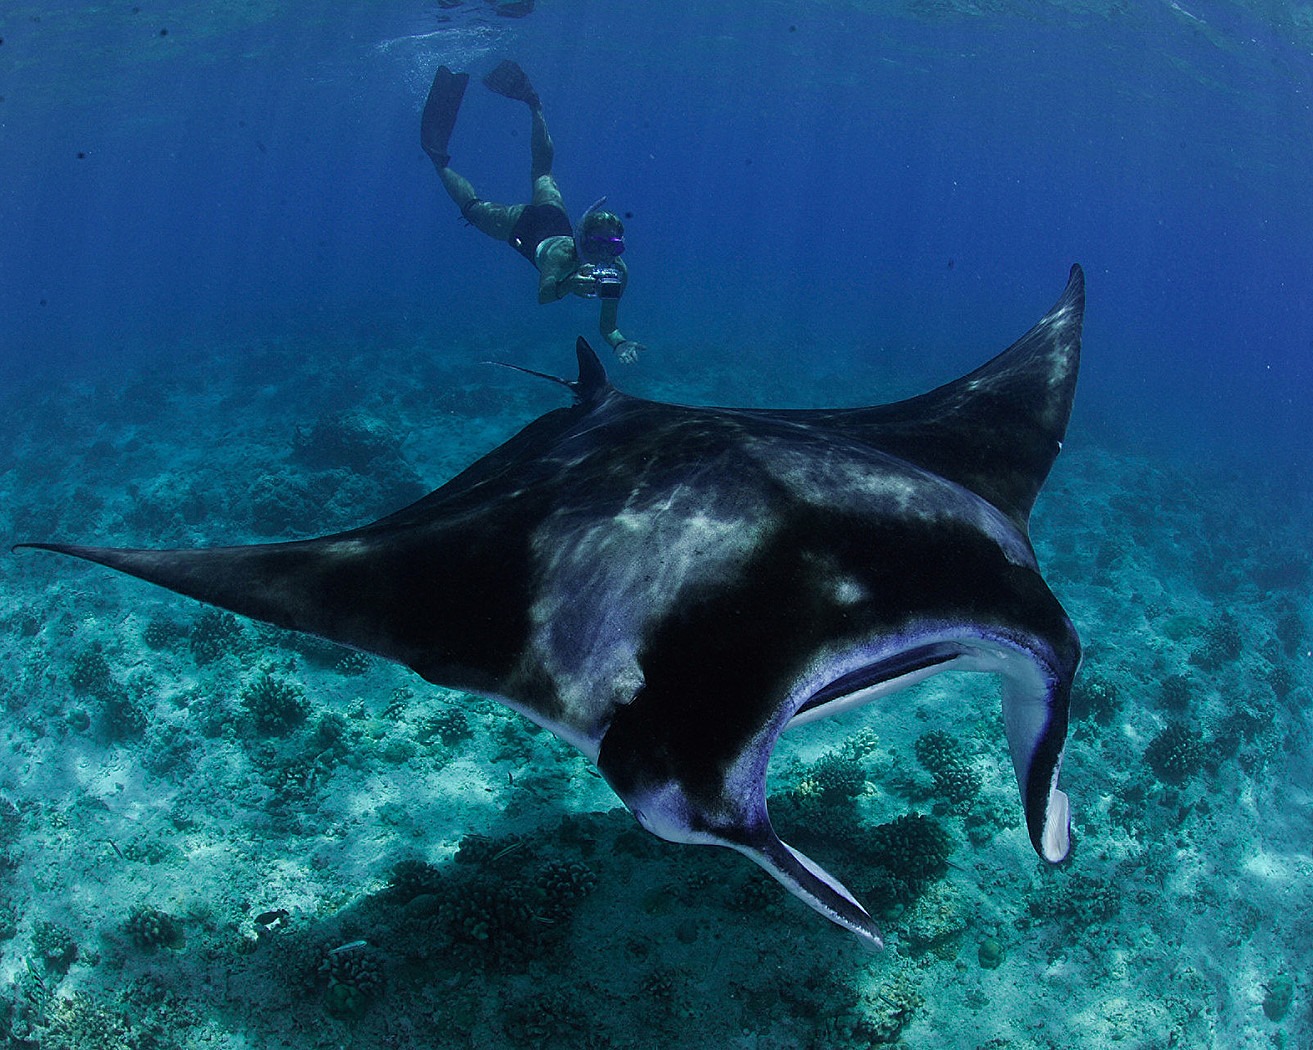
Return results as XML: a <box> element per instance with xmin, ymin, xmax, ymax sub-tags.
<box><xmin>791</xmin><ymin>642</ymin><xmax>963</xmax><ymax>726</ymax></box>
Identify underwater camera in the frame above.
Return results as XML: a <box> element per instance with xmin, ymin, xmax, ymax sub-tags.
<box><xmin>593</xmin><ymin>267</ymin><xmax>623</xmax><ymax>299</ymax></box>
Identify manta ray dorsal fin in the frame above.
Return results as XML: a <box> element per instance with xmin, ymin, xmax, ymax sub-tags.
<box><xmin>571</xmin><ymin>337</ymin><xmax>609</xmax><ymax>401</ymax></box>
<box><xmin>489</xmin><ymin>337</ymin><xmax>611</xmax><ymax>406</ymax></box>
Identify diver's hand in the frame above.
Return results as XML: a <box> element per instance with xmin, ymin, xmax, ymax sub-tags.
<box><xmin>614</xmin><ymin>340</ymin><xmax>644</xmax><ymax>364</ymax></box>
<box><xmin>559</xmin><ymin>270</ymin><xmax>599</xmax><ymax>298</ymax></box>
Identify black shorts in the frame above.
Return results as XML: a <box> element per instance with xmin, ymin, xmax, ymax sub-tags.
<box><xmin>508</xmin><ymin>203</ymin><xmax>573</xmax><ymax>266</ymax></box>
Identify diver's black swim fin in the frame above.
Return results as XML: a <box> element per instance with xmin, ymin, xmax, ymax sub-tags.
<box><xmin>482</xmin><ymin>60</ymin><xmax>540</xmax><ymax>109</ymax></box>
<box><xmin>421</xmin><ymin>65</ymin><xmax>469</xmax><ymax>169</ymax></box>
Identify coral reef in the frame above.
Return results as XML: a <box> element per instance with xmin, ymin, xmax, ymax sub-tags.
<box><xmin>502</xmin><ymin>988</ymin><xmax>592</xmax><ymax>1045</ymax></box>
<box><xmin>770</xmin><ymin>744</ymin><xmax>877</xmax><ymax>864</ymax></box>
<box><xmin>1029</xmin><ymin>872</ymin><xmax>1121</xmax><ymax>928</ymax></box>
<box><xmin>378</xmin><ymin>735</ymin><xmax>417</xmax><ymax>764</ymax></box>
<box><xmin>1069</xmin><ymin>669</ymin><xmax>1120</xmax><ymax>724</ymax></box>
<box><xmin>454</xmin><ymin>832</ymin><xmax>534</xmax><ymax>873</ymax></box>
<box><xmin>417</xmin><ymin>707</ymin><xmax>474</xmax><ymax>746</ymax></box>
<box><xmin>726</xmin><ymin>870</ymin><xmax>782</xmax><ymax>914</ymax></box>
<box><xmin>1267</xmin><ymin>661</ymin><xmax>1298</xmax><ymax>702</ymax></box>
<box><xmin>248</xmin><ymin>469</ymin><xmax>315</xmax><ymax>536</ymax></box>
<box><xmin>637</xmin><ymin>966</ymin><xmax>680</xmax><ymax>1021</ymax></box>
<box><xmin>1251</xmin><ymin>553</ymin><xmax>1311</xmax><ymax>592</ymax></box>
<box><xmin>873</xmin><ymin>814</ymin><xmax>955</xmax><ymax>879</ymax></box>
<box><xmin>978</xmin><ymin>936</ymin><xmax>1004</xmax><ymax>969</ymax></box>
<box><xmin>69</xmin><ymin>647</ymin><xmax>113</xmax><ymax>695</ymax></box>
<box><xmin>1262</xmin><ymin>973</ymin><xmax>1294</xmax><ymax>1022</ymax></box>
<box><xmin>32</xmin><ymin>921</ymin><xmax>78</xmax><ymax>974</ymax></box>
<box><xmin>1274</xmin><ymin>603</ymin><xmax>1306</xmax><ymax>657</ymax></box>
<box><xmin>334</xmin><ymin>650</ymin><xmax>371</xmax><ymax>676</ymax></box>
<box><xmin>379</xmin><ymin>686</ymin><xmax>412</xmax><ymax>719</ymax></box>
<box><xmin>824</xmin><ymin>973</ymin><xmax>923</xmax><ymax>1045</ymax></box>
<box><xmin>1190</xmin><ymin>611</ymin><xmax>1244</xmax><ymax>669</ymax></box>
<box><xmin>236</xmin><ymin>708</ymin><xmax>359</xmax><ymax>809</ymax></box>
<box><xmin>0</xmin><ymin>797</ymin><xmax>22</xmax><ymax>868</ymax></box>
<box><xmin>293</xmin><ymin>411</ymin><xmax>398</xmax><ymax>473</ymax></box>
<box><xmin>276</xmin><ymin>630</ymin><xmax>351</xmax><ymax>669</ymax></box>
<box><xmin>123</xmin><ymin>905</ymin><xmax>184</xmax><ymax>950</ymax></box>
<box><xmin>903</xmin><ymin>881</ymin><xmax>966</xmax><ymax>958</ymax></box>
<box><xmin>318</xmin><ymin>940</ymin><xmax>384</xmax><ymax>1020</ymax></box>
<box><xmin>1146</xmin><ymin>723</ymin><xmax>1208</xmax><ymax>785</ymax></box>
<box><xmin>860</xmin><ymin>813</ymin><xmax>953</xmax><ymax>910</ymax></box>
<box><xmin>913</xmin><ymin>730</ymin><xmax>980</xmax><ymax>807</ymax></box>
<box><xmin>240</xmin><ymin>672</ymin><xmax>310</xmax><ymax>735</ymax></box>
<box><xmin>384</xmin><ymin>836</ymin><xmax>598</xmax><ymax>973</ymax></box>
<box><xmin>388</xmin><ymin>859</ymin><xmax>445</xmax><ymax>904</ymax></box>
<box><xmin>34</xmin><ymin>993</ymin><xmax>132</xmax><ymax>1050</ymax></box>
<box><xmin>963</xmin><ymin>795</ymin><xmax>1019</xmax><ymax>846</ymax></box>
<box><xmin>1159</xmin><ymin>672</ymin><xmax>1193</xmax><ymax>712</ymax></box>
<box><xmin>65</xmin><ymin>707</ymin><xmax>92</xmax><ymax>733</ymax></box>
<box><xmin>794</xmin><ymin>749</ymin><xmax>867</xmax><ymax>803</ymax></box>
<box><xmin>1214</xmin><ymin>692</ymin><xmax>1277</xmax><ymax>772</ymax></box>
<box><xmin>312</xmin><ymin>711</ymin><xmax>352</xmax><ymax>751</ymax></box>
<box><xmin>283</xmin><ymin>412</ymin><xmax>427</xmax><ymax>528</ymax></box>
<box><xmin>98</xmin><ymin>686</ymin><xmax>148</xmax><ymax>743</ymax></box>
<box><xmin>141</xmin><ymin>616</ymin><xmax>187</xmax><ymax>652</ymax></box>
<box><xmin>533</xmin><ymin>859</ymin><xmax>598</xmax><ymax>922</ymax></box>
<box><xmin>438</xmin><ymin>880</ymin><xmax>539</xmax><ymax>968</ymax></box>
<box><xmin>838</xmin><ymin>726</ymin><xmax>881</xmax><ymax>760</ymax></box>
<box><xmin>189</xmin><ymin>609</ymin><xmax>246</xmax><ymax>665</ymax></box>
<box><xmin>141</xmin><ymin>721</ymin><xmax>197</xmax><ymax>777</ymax></box>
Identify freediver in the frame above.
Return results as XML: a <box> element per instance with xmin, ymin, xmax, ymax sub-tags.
<box><xmin>421</xmin><ymin>60</ymin><xmax>646</xmax><ymax>364</ymax></box>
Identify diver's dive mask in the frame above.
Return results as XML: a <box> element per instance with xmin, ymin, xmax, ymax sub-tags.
<box><xmin>574</xmin><ymin>197</ymin><xmax>626</xmax><ymax>264</ymax></box>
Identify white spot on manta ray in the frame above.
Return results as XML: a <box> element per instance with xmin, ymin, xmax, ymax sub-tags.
<box><xmin>745</xmin><ymin>436</ymin><xmax>1035</xmax><ymax>567</ymax></box>
<box><xmin>523</xmin><ymin>490</ymin><xmax>769</xmax><ymax>743</ymax></box>
<box><xmin>832</xmin><ymin>576</ymin><xmax>867</xmax><ymax>605</ymax></box>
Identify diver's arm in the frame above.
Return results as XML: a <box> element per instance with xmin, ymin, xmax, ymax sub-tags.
<box><xmin>537</xmin><ymin>240</ymin><xmax>593</xmax><ymax>303</ymax></box>
<box><xmin>599</xmin><ymin>280</ymin><xmax>645</xmax><ymax>363</ymax></box>
<box><xmin>599</xmin><ymin>297</ymin><xmax>625</xmax><ymax>347</ymax></box>
<box><xmin>539</xmin><ymin>267</ymin><xmax>567</xmax><ymax>304</ymax></box>
<box><xmin>535</xmin><ymin>249</ymin><xmax>572</xmax><ymax>305</ymax></box>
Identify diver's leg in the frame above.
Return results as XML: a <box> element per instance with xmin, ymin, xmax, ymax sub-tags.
<box><xmin>437</xmin><ymin>166</ymin><xmax>518</xmax><ymax>241</ymax></box>
<box><xmin>530</xmin><ymin>175</ymin><xmax>564</xmax><ymax>210</ymax></box>
<box><xmin>437</xmin><ymin>166</ymin><xmax>478</xmax><ymax>215</ymax></box>
<box><xmin>527</xmin><ymin>105</ymin><xmax>563</xmax><ymax>211</ymax></box>
<box><xmin>530</xmin><ymin>106</ymin><xmax>554</xmax><ymax>182</ymax></box>
<box><xmin>465</xmin><ymin>200</ymin><xmax>520</xmax><ymax>241</ymax></box>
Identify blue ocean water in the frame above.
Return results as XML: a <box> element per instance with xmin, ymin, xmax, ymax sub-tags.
<box><xmin>1</xmin><ymin>2</ymin><xmax>1311</xmax><ymax>1047</ymax></box>
<box><xmin>2</xmin><ymin>1</ymin><xmax>1310</xmax><ymax>464</ymax></box>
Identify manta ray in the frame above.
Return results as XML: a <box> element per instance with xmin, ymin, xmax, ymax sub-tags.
<box><xmin>17</xmin><ymin>265</ymin><xmax>1085</xmax><ymax>948</ymax></box>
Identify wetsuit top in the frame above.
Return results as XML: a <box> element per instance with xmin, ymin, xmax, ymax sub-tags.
<box><xmin>508</xmin><ymin>203</ymin><xmax>574</xmax><ymax>266</ymax></box>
